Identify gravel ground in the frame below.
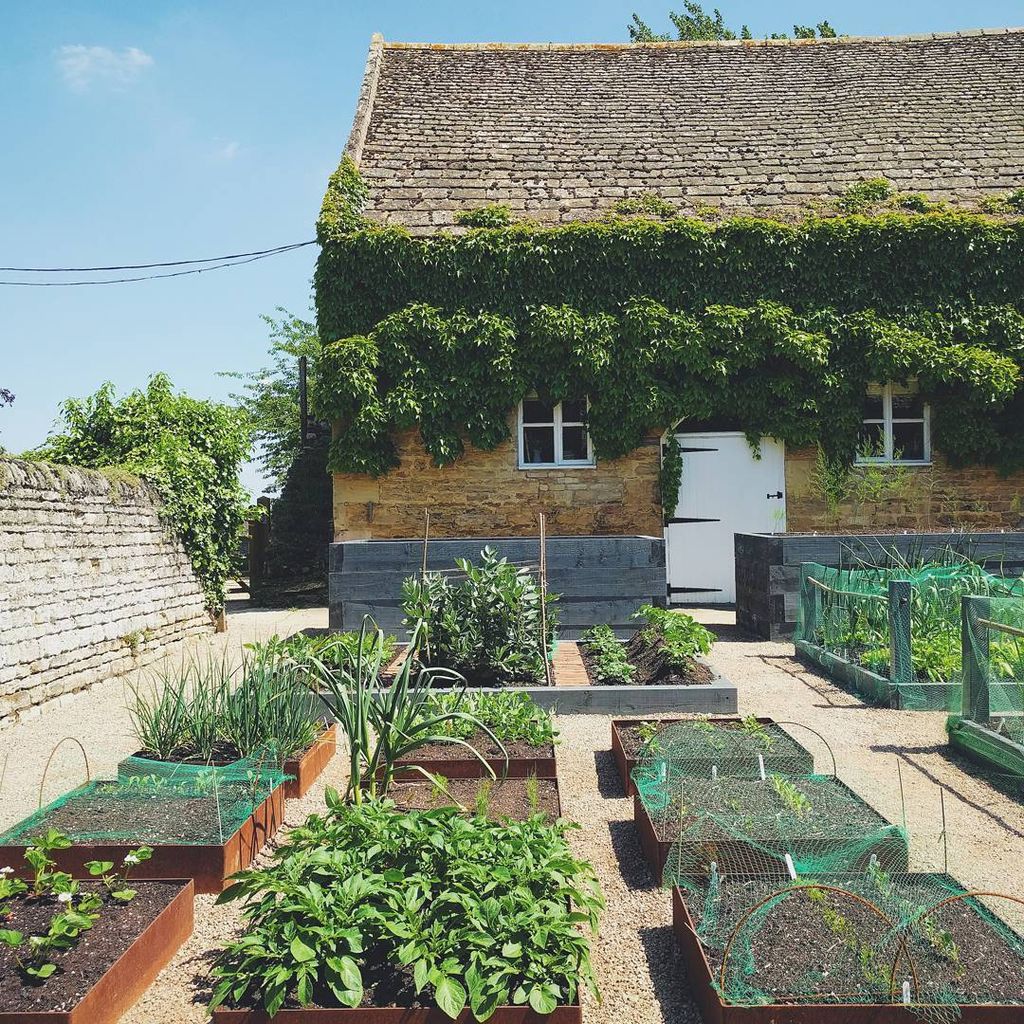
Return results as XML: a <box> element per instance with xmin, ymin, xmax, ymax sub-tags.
<box><xmin>2</xmin><ymin>602</ymin><xmax>1024</xmax><ymax>1023</ymax></box>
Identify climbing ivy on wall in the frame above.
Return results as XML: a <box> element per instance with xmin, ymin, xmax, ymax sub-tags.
<box><xmin>314</xmin><ymin>159</ymin><xmax>1024</xmax><ymax>481</ymax></box>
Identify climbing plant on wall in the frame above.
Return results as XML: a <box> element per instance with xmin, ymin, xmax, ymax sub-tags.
<box><xmin>314</xmin><ymin>159</ymin><xmax>1024</xmax><ymax>483</ymax></box>
<box><xmin>34</xmin><ymin>374</ymin><xmax>254</xmax><ymax>611</ymax></box>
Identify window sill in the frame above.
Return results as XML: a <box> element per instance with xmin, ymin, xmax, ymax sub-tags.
<box><xmin>854</xmin><ymin>460</ymin><xmax>933</xmax><ymax>468</ymax></box>
<box><xmin>517</xmin><ymin>462</ymin><xmax>597</xmax><ymax>471</ymax></box>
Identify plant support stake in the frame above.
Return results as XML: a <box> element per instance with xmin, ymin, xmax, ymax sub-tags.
<box><xmin>538</xmin><ymin>512</ymin><xmax>552</xmax><ymax>687</ymax></box>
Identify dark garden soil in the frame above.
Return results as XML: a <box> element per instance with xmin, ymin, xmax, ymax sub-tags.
<box><xmin>581</xmin><ymin>632</ymin><xmax>713</xmax><ymax>686</ymax></box>
<box><xmin>0</xmin><ymin>881</ymin><xmax>184</xmax><ymax>1014</ymax></box>
<box><xmin>690</xmin><ymin>876</ymin><xmax>1024</xmax><ymax>1006</ymax></box>
<box><xmin>31</xmin><ymin>787</ymin><xmax>258</xmax><ymax>844</ymax></box>
<box><xmin>389</xmin><ymin>778</ymin><xmax>559</xmax><ymax>822</ymax></box>
<box><xmin>129</xmin><ymin>739</ymin><xmax>245</xmax><ymax>767</ymax></box>
<box><xmin>650</xmin><ymin>776</ymin><xmax>889</xmax><ymax>845</ymax></box>
<box><xmin>395</xmin><ymin>731</ymin><xmax>554</xmax><ymax>763</ymax></box>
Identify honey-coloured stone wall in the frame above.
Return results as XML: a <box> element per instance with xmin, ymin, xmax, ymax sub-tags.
<box><xmin>332</xmin><ymin>419</ymin><xmax>663</xmax><ymax>540</ymax></box>
<box><xmin>785</xmin><ymin>447</ymin><xmax>1024</xmax><ymax>534</ymax></box>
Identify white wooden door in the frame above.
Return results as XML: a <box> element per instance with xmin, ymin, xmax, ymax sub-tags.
<box><xmin>665</xmin><ymin>433</ymin><xmax>786</xmax><ymax>604</ymax></box>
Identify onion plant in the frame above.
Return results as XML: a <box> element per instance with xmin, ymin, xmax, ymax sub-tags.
<box><xmin>308</xmin><ymin>618</ymin><xmax>504</xmax><ymax>802</ymax></box>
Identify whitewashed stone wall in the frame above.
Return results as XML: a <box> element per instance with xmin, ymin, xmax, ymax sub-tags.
<box><xmin>0</xmin><ymin>457</ymin><xmax>211</xmax><ymax>726</ymax></box>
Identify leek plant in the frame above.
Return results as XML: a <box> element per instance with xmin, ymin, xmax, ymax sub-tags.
<box><xmin>309</xmin><ymin>618</ymin><xmax>504</xmax><ymax>803</ymax></box>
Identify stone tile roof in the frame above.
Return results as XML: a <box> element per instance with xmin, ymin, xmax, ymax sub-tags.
<box><xmin>344</xmin><ymin>30</ymin><xmax>1024</xmax><ymax>233</ymax></box>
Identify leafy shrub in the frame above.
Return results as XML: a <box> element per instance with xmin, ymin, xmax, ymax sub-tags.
<box><xmin>32</xmin><ymin>374</ymin><xmax>252</xmax><ymax>611</ymax></box>
<box><xmin>249</xmin><ymin>630</ymin><xmax>397</xmax><ymax>675</ymax></box>
<box><xmin>579</xmin><ymin>624</ymin><xmax>636</xmax><ymax>684</ymax></box>
<box><xmin>633</xmin><ymin>604</ymin><xmax>714</xmax><ymax>667</ymax></box>
<box><xmin>424</xmin><ymin>691</ymin><xmax>557</xmax><ymax>746</ymax></box>
<box><xmin>212</xmin><ymin>800</ymin><xmax>602</xmax><ymax>1019</ymax></box>
<box><xmin>401</xmin><ymin>546</ymin><xmax>558</xmax><ymax>686</ymax></box>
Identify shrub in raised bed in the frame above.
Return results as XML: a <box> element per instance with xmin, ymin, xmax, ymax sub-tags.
<box><xmin>210</xmin><ymin>799</ymin><xmax>602</xmax><ymax>1020</ymax></box>
<box><xmin>580</xmin><ymin>605</ymin><xmax>715</xmax><ymax>686</ymax></box>
<box><xmin>401</xmin><ymin>545</ymin><xmax>558</xmax><ymax>687</ymax></box>
<box><xmin>673</xmin><ymin>868</ymin><xmax>1024</xmax><ymax>1018</ymax></box>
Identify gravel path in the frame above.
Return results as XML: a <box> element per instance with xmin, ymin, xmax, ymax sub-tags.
<box><xmin>3</xmin><ymin>603</ymin><xmax>1024</xmax><ymax>1023</ymax></box>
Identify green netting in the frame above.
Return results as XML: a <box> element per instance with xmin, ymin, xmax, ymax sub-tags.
<box><xmin>949</xmin><ymin>595</ymin><xmax>1024</xmax><ymax>778</ymax></box>
<box><xmin>676</xmin><ymin>867</ymin><xmax>1024</xmax><ymax>1016</ymax></box>
<box><xmin>630</xmin><ymin>719</ymin><xmax>817</xmax><ymax>796</ymax></box>
<box><xmin>0</xmin><ymin>754</ymin><xmax>287</xmax><ymax>846</ymax></box>
<box><xmin>643</xmin><ymin>772</ymin><xmax>909</xmax><ymax>880</ymax></box>
<box><xmin>796</xmin><ymin>557</ymin><xmax>1024</xmax><ymax>711</ymax></box>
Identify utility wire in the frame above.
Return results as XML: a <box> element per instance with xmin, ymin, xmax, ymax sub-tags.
<box><xmin>0</xmin><ymin>240</ymin><xmax>315</xmax><ymax>286</ymax></box>
<box><xmin>0</xmin><ymin>240</ymin><xmax>315</xmax><ymax>273</ymax></box>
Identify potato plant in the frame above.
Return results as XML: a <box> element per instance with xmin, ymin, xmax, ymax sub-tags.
<box><xmin>211</xmin><ymin>800</ymin><xmax>603</xmax><ymax>1020</ymax></box>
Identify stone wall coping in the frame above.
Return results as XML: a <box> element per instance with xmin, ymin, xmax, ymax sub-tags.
<box><xmin>0</xmin><ymin>456</ymin><xmax>153</xmax><ymax>504</ymax></box>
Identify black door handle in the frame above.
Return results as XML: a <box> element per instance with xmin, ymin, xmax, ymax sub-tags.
<box><xmin>766</xmin><ymin>491</ymin><xmax>783</xmax><ymax>499</ymax></box>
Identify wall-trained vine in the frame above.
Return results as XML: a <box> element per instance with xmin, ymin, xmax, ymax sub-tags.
<box><xmin>314</xmin><ymin>160</ymin><xmax>1024</xmax><ymax>480</ymax></box>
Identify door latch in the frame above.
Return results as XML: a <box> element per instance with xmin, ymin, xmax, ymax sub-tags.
<box><xmin>766</xmin><ymin>491</ymin><xmax>783</xmax><ymax>499</ymax></box>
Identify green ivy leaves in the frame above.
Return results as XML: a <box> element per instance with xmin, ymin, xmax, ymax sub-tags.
<box><xmin>319</xmin><ymin>300</ymin><xmax>1022</xmax><ymax>476</ymax></box>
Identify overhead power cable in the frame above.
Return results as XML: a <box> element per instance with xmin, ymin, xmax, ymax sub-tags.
<box><xmin>0</xmin><ymin>240</ymin><xmax>317</xmax><ymax>286</ymax></box>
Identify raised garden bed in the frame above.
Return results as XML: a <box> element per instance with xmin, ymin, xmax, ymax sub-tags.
<box><xmin>212</xmin><ymin>1004</ymin><xmax>581</xmax><ymax>1022</ymax></box>
<box><xmin>0</xmin><ymin>780</ymin><xmax>284</xmax><ymax>894</ymax></box>
<box><xmin>392</xmin><ymin>732</ymin><xmax>556</xmax><ymax>781</ymax></box>
<box><xmin>389</xmin><ymin>777</ymin><xmax>561</xmax><ymax>822</ymax></box>
<box><xmin>634</xmin><ymin>775</ymin><xmax>908</xmax><ymax>882</ymax></box>
<box><xmin>612</xmin><ymin>716</ymin><xmax>817</xmax><ymax>797</ymax></box>
<box><xmin>0</xmin><ymin>879</ymin><xmax>193</xmax><ymax>1024</ymax></box>
<box><xmin>672</xmin><ymin>874</ymin><xmax>1024</xmax><ymax>1023</ymax></box>
<box><xmin>283</xmin><ymin>722</ymin><xmax>338</xmax><ymax>798</ymax></box>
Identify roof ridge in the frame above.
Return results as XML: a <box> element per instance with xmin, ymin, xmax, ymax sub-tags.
<box><xmin>378</xmin><ymin>26</ymin><xmax>1024</xmax><ymax>51</ymax></box>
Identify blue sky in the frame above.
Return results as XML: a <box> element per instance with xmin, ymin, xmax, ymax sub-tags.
<box><xmin>3</xmin><ymin>0</ymin><xmax>1022</xmax><ymax>494</ymax></box>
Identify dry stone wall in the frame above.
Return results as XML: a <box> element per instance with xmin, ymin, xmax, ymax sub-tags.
<box><xmin>332</xmin><ymin>417</ymin><xmax>663</xmax><ymax>541</ymax></box>
<box><xmin>0</xmin><ymin>457</ymin><xmax>210</xmax><ymax>726</ymax></box>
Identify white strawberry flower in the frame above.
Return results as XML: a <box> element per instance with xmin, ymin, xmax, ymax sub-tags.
<box><xmin>57</xmin><ymin>891</ymin><xmax>73</xmax><ymax>904</ymax></box>
<box><xmin>123</xmin><ymin>853</ymin><xmax>140</xmax><ymax>866</ymax></box>
<box><xmin>0</xmin><ymin>866</ymin><xmax>12</xmax><ymax>876</ymax></box>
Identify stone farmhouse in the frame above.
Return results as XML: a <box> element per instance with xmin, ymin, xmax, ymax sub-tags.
<box><xmin>319</xmin><ymin>30</ymin><xmax>1024</xmax><ymax>629</ymax></box>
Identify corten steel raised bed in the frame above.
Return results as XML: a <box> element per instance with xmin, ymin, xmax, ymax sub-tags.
<box><xmin>671</xmin><ymin>885</ymin><xmax>1024</xmax><ymax>1023</ymax></box>
<box><xmin>612</xmin><ymin>717</ymin><xmax>819</xmax><ymax>798</ymax></box>
<box><xmin>284</xmin><ymin>723</ymin><xmax>338</xmax><ymax>799</ymax></box>
<box><xmin>389</xmin><ymin>776</ymin><xmax>563</xmax><ymax>821</ymax></box>
<box><xmin>212</xmin><ymin>1004</ymin><xmax>582</xmax><ymax>1023</ymax></box>
<box><xmin>389</xmin><ymin>744</ymin><xmax>557</xmax><ymax>782</ymax></box>
<box><xmin>0</xmin><ymin>879</ymin><xmax>194</xmax><ymax>1024</ymax></box>
<box><xmin>633</xmin><ymin>783</ymin><xmax>909</xmax><ymax>884</ymax></box>
<box><xmin>0</xmin><ymin>785</ymin><xmax>284</xmax><ymax>895</ymax></box>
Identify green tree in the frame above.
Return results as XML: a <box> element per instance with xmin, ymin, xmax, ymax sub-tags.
<box><xmin>33</xmin><ymin>374</ymin><xmax>253</xmax><ymax>611</ymax></box>
<box><xmin>629</xmin><ymin>4</ymin><xmax>836</xmax><ymax>41</ymax></box>
<box><xmin>221</xmin><ymin>309</ymin><xmax>320</xmax><ymax>492</ymax></box>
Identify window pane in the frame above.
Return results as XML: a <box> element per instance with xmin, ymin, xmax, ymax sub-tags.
<box><xmin>893</xmin><ymin>422</ymin><xmax>926</xmax><ymax>461</ymax></box>
<box><xmin>562</xmin><ymin>425</ymin><xmax>588</xmax><ymax>461</ymax></box>
<box><xmin>891</xmin><ymin>392</ymin><xmax>924</xmax><ymax>419</ymax></box>
<box><xmin>858</xmin><ymin>422</ymin><xmax>884</xmax><ymax>457</ymax></box>
<box><xmin>862</xmin><ymin>393</ymin><xmax>884</xmax><ymax>419</ymax></box>
<box><xmin>561</xmin><ymin>399</ymin><xmax>587</xmax><ymax>423</ymax></box>
<box><xmin>522</xmin><ymin>399</ymin><xmax>554</xmax><ymax>424</ymax></box>
<box><xmin>523</xmin><ymin>426</ymin><xmax>555</xmax><ymax>464</ymax></box>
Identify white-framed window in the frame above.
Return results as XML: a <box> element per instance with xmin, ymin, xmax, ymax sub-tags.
<box><xmin>857</xmin><ymin>382</ymin><xmax>931</xmax><ymax>465</ymax></box>
<box><xmin>517</xmin><ymin>396</ymin><xmax>594</xmax><ymax>468</ymax></box>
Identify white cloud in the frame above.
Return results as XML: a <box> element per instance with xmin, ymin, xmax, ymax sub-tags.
<box><xmin>215</xmin><ymin>140</ymin><xmax>240</xmax><ymax>161</ymax></box>
<box><xmin>55</xmin><ymin>45</ymin><xmax>154</xmax><ymax>92</ymax></box>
